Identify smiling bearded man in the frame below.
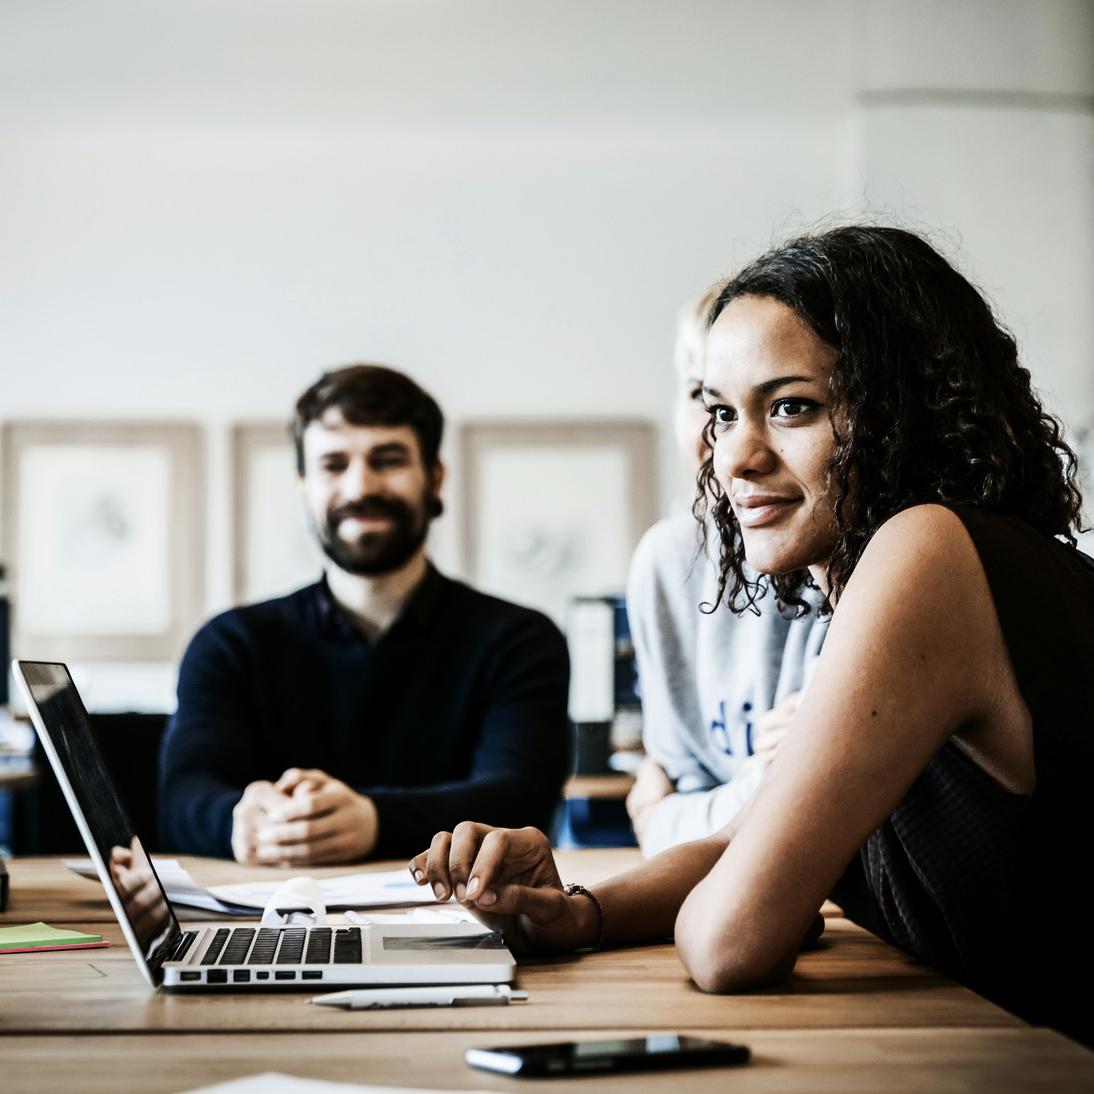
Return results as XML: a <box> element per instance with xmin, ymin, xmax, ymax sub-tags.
<box><xmin>159</xmin><ymin>364</ymin><xmax>570</xmax><ymax>865</ymax></box>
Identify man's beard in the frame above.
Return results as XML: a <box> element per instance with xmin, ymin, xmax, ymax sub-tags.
<box><xmin>318</xmin><ymin>492</ymin><xmax>433</xmax><ymax>576</ymax></box>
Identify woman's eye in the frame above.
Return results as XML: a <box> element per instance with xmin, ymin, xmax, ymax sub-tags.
<box><xmin>772</xmin><ymin>398</ymin><xmax>817</xmax><ymax>419</ymax></box>
<box><xmin>709</xmin><ymin>406</ymin><xmax>735</xmax><ymax>430</ymax></box>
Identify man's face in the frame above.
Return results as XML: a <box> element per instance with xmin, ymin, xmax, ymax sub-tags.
<box><xmin>300</xmin><ymin>409</ymin><xmax>443</xmax><ymax>577</ymax></box>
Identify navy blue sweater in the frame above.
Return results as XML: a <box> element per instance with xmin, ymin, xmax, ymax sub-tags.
<box><xmin>158</xmin><ymin>567</ymin><xmax>570</xmax><ymax>858</ymax></box>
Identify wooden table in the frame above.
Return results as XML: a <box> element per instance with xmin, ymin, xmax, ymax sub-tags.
<box><xmin>562</xmin><ymin>774</ymin><xmax>634</xmax><ymax>800</ymax></box>
<box><xmin>2</xmin><ymin>853</ymin><xmax>1091</xmax><ymax>1092</ymax></box>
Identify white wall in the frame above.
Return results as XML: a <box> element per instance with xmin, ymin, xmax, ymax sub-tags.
<box><xmin>1</xmin><ymin>0</ymin><xmax>1091</xmax><ymax>707</ymax></box>
<box><xmin>853</xmin><ymin>0</ymin><xmax>1094</xmax><ymax>426</ymax></box>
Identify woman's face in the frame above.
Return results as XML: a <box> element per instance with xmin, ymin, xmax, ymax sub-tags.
<box><xmin>672</xmin><ymin>317</ymin><xmax>711</xmax><ymax>474</ymax></box>
<box><xmin>703</xmin><ymin>294</ymin><xmax>840</xmax><ymax>584</ymax></box>
<box><xmin>665</xmin><ymin>358</ymin><xmax>708</xmax><ymax>474</ymax></box>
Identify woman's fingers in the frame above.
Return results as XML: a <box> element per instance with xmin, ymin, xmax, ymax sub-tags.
<box><xmin>753</xmin><ymin>725</ymin><xmax>789</xmax><ymax>756</ymax></box>
<box><xmin>410</xmin><ymin>824</ymin><xmax>557</xmax><ymax>908</ymax></box>
<box><xmin>407</xmin><ymin>825</ymin><xmax>577</xmax><ymax>954</ymax></box>
<box><xmin>465</xmin><ymin>827</ymin><xmax>554</xmax><ymax>905</ymax></box>
<box><xmin>470</xmin><ymin>878</ymin><xmax>566</xmax><ymax>923</ymax></box>
<box><xmin>423</xmin><ymin>830</ymin><xmax>455</xmax><ymax>899</ymax></box>
<box><xmin>446</xmin><ymin>821</ymin><xmax>492</xmax><ymax>901</ymax></box>
<box><xmin>408</xmin><ymin>849</ymin><xmax>429</xmax><ymax>884</ymax></box>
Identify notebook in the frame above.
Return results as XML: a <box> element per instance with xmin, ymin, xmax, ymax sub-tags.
<box><xmin>0</xmin><ymin>921</ymin><xmax>107</xmax><ymax>954</ymax></box>
<box><xmin>12</xmin><ymin>660</ymin><xmax>515</xmax><ymax>991</ymax></box>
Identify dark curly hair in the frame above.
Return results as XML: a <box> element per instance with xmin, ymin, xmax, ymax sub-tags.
<box><xmin>695</xmin><ymin>225</ymin><xmax>1084</xmax><ymax>617</ymax></box>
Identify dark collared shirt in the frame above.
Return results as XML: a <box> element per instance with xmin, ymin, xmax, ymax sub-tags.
<box><xmin>158</xmin><ymin>566</ymin><xmax>570</xmax><ymax>858</ymax></box>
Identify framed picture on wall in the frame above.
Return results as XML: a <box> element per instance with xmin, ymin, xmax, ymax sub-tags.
<box><xmin>0</xmin><ymin>421</ymin><xmax>203</xmax><ymax>662</ymax></box>
<box><xmin>232</xmin><ymin>422</ymin><xmax>323</xmax><ymax>604</ymax></box>
<box><xmin>460</xmin><ymin>420</ymin><xmax>657</xmax><ymax>627</ymax></box>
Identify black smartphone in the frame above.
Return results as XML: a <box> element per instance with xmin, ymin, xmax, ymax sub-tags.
<box><xmin>465</xmin><ymin>1034</ymin><xmax>750</xmax><ymax>1076</ymax></box>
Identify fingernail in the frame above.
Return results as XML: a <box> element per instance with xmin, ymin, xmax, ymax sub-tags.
<box><xmin>433</xmin><ymin>882</ymin><xmax>448</xmax><ymax>900</ymax></box>
<box><xmin>466</xmin><ymin>876</ymin><xmax>480</xmax><ymax>899</ymax></box>
<box><xmin>478</xmin><ymin>888</ymin><xmax>496</xmax><ymax>907</ymax></box>
<box><xmin>455</xmin><ymin>882</ymin><xmax>467</xmax><ymax>902</ymax></box>
<box><xmin>412</xmin><ymin>869</ymin><xmax>424</xmax><ymax>883</ymax></box>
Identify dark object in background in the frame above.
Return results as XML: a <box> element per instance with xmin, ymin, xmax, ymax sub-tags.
<box><xmin>0</xmin><ymin>854</ymin><xmax>8</xmax><ymax>911</ymax></box>
<box><xmin>571</xmin><ymin>721</ymin><xmax>612</xmax><ymax>775</ymax></box>
<box><xmin>567</xmin><ymin>595</ymin><xmax>641</xmax><ymax>775</ymax></box>
<box><xmin>14</xmin><ymin>713</ymin><xmax>167</xmax><ymax>854</ymax></box>
<box><xmin>611</xmin><ymin>595</ymin><xmax>640</xmax><ymax>718</ymax></box>
<box><xmin>0</xmin><ymin>564</ymin><xmax>9</xmax><ymax>705</ymax></box>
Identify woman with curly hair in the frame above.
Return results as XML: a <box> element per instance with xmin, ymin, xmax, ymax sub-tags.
<box><xmin>410</xmin><ymin>226</ymin><xmax>1093</xmax><ymax>1045</ymax></box>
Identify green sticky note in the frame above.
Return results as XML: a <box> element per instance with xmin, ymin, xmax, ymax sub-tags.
<box><xmin>0</xmin><ymin>922</ymin><xmax>104</xmax><ymax>952</ymax></box>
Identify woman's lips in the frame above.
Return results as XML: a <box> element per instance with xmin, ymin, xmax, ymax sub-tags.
<box><xmin>733</xmin><ymin>496</ymin><xmax>802</xmax><ymax>528</ymax></box>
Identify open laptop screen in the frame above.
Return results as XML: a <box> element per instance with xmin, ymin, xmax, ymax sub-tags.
<box><xmin>17</xmin><ymin>661</ymin><xmax>180</xmax><ymax>981</ymax></box>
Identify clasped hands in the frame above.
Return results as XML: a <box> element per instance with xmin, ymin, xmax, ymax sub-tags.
<box><xmin>232</xmin><ymin>768</ymin><xmax>378</xmax><ymax>865</ymax></box>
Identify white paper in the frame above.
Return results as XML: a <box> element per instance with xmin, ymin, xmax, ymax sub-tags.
<box><xmin>345</xmin><ymin>907</ymin><xmax>482</xmax><ymax>926</ymax></box>
<box><xmin>65</xmin><ymin>858</ymin><xmax>256</xmax><ymax>916</ymax></box>
<box><xmin>67</xmin><ymin>859</ymin><xmax>442</xmax><ymax>915</ymax></box>
<box><xmin>183</xmin><ymin>1074</ymin><xmax>489</xmax><ymax>1094</ymax></box>
<box><xmin>210</xmin><ymin>869</ymin><xmax>439</xmax><ymax>911</ymax></box>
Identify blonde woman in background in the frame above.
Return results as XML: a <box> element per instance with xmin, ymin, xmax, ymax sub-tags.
<box><xmin>624</xmin><ymin>284</ymin><xmax>828</xmax><ymax>855</ymax></box>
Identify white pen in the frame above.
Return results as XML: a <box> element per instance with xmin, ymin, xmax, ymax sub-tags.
<box><xmin>309</xmin><ymin>984</ymin><xmax>528</xmax><ymax>1010</ymax></box>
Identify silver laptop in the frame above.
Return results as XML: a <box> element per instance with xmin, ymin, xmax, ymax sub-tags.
<box><xmin>13</xmin><ymin>660</ymin><xmax>515</xmax><ymax>991</ymax></box>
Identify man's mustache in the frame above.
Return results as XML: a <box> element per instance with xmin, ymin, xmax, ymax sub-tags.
<box><xmin>329</xmin><ymin>497</ymin><xmax>409</xmax><ymax>525</ymax></box>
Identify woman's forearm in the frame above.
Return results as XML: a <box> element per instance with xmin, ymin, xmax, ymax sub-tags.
<box><xmin>586</xmin><ymin>833</ymin><xmax>730</xmax><ymax>948</ymax></box>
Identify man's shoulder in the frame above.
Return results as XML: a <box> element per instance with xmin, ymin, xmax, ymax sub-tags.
<box><xmin>191</xmin><ymin>582</ymin><xmax>323</xmax><ymax>647</ymax></box>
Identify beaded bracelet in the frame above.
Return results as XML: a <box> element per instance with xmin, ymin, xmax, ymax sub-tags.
<box><xmin>563</xmin><ymin>883</ymin><xmax>606</xmax><ymax>951</ymax></box>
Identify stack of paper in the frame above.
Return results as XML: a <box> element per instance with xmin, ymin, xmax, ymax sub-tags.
<box><xmin>65</xmin><ymin>859</ymin><xmax>440</xmax><ymax>915</ymax></box>
<box><xmin>65</xmin><ymin>859</ymin><xmax>257</xmax><ymax>916</ymax></box>
<box><xmin>0</xmin><ymin>922</ymin><xmax>107</xmax><ymax>954</ymax></box>
<box><xmin>210</xmin><ymin>871</ymin><xmax>438</xmax><ymax>912</ymax></box>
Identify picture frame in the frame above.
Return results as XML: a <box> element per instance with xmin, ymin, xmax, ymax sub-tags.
<box><xmin>0</xmin><ymin>421</ymin><xmax>203</xmax><ymax>662</ymax></box>
<box><xmin>460</xmin><ymin>420</ymin><xmax>657</xmax><ymax>626</ymax></box>
<box><xmin>231</xmin><ymin>422</ymin><xmax>323</xmax><ymax>604</ymax></box>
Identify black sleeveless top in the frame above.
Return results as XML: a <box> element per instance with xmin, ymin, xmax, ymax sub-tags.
<box><xmin>830</xmin><ymin>508</ymin><xmax>1094</xmax><ymax>1046</ymax></box>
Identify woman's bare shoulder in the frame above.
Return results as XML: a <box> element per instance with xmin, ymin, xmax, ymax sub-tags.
<box><xmin>847</xmin><ymin>504</ymin><xmax>984</xmax><ymax>600</ymax></box>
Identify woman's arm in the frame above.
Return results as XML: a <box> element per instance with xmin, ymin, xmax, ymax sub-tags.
<box><xmin>412</xmin><ymin>821</ymin><xmax>733</xmax><ymax>953</ymax></box>
<box><xmin>674</xmin><ymin>504</ymin><xmax>1030</xmax><ymax>991</ymax></box>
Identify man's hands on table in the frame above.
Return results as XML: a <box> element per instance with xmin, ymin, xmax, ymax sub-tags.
<box><xmin>232</xmin><ymin>767</ymin><xmax>378</xmax><ymax>865</ymax></box>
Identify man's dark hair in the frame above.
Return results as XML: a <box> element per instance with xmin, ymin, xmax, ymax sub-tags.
<box><xmin>695</xmin><ymin>225</ymin><xmax>1084</xmax><ymax>617</ymax></box>
<box><xmin>292</xmin><ymin>364</ymin><xmax>444</xmax><ymax>474</ymax></box>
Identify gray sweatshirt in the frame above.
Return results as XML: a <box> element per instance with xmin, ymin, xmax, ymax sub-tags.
<box><xmin>626</xmin><ymin>514</ymin><xmax>828</xmax><ymax>855</ymax></box>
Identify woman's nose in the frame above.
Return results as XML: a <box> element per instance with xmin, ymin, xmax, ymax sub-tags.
<box><xmin>713</xmin><ymin>420</ymin><xmax>777</xmax><ymax>486</ymax></box>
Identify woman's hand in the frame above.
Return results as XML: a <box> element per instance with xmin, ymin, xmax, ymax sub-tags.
<box><xmin>408</xmin><ymin>823</ymin><xmax>600</xmax><ymax>954</ymax></box>
<box><xmin>626</xmin><ymin>758</ymin><xmax>675</xmax><ymax>843</ymax></box>
<box><xmin>752</xmin><ymin>691</ymin><xmax>801</xmax><ymax>760</ymax></box>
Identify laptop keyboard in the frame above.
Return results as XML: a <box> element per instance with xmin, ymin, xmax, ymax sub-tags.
<box><xmin>194</xmin><ymin>925</ymin><xmax>364</xmax><ymax>966</ymax></box>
